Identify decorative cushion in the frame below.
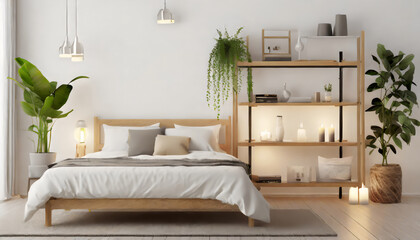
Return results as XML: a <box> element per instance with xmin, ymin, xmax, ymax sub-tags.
<box><xmin>165</xmin><ymin>128</ymin><xmax>217</xmax><ymax>151</ymax></box>
<box><xmin>318</xmin><ymin>156</ymin><xmax>352</xmax><ymax>181</ymax></box>
<box><xmin>153</xmin><ymin>135</ymin><xmax>190</xmax><ymax>155</ymax></box>
<box><xmin>174</xmin><ymin>124</ymin><xmax>224</xmax><ymax>152</ymax></box>
<box><xmin>127</xmin><ymin>128</ymin><xmax>165</xmax><ymax>156</ymax></box>
<box><xmin>102</xmin><ymin>123</ymin><xmax>159</xmax><ymax>152</ymax></box>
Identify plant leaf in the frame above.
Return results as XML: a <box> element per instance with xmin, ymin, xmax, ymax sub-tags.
<box><xmin>69</xmin><ymin>76</ymin><xmax>89</xmax><ymax>84</ymax></box>
<box><xmin>366</xmin><ymin>69</ymin><xmax>379</xmax><ymax>76</ymax></box>
<box><xmin>52</xmin><ymin>85</ymin><xmax>73</xmax><ymax>110</ymax></box>
<box><xmin>389</xmin><ymin>144</ymin><xmax>397</xmax><ymax>154</ymax></box>
<box><xmin>20</xmin><ymin>101</ymin><xmax>37</xmax><ymax>117</ymax></box>
<box><xmin>399</xmin><ymin>54</ymin><xmax>414</xmax><ymax>70</ymax></box>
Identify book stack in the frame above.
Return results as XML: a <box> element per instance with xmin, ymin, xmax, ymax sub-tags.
<box><xmin>255</xmin><ymin>94</ymin><xmax>278</xmax><ymax>103</ymax></box>
<box><xmin>253</xmin><ymin>175</ymin><xmax>282</xmax><ymax>183</ymax></box>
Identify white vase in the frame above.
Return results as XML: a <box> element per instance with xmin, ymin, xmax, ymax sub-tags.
<box><xmin>276</xmin><ymin>116</ymin><xmax>284</xmax><ymax>142</ymax></box>
<box><xmin>29</xmin><ymin>152</ymin><xmax>57</xmax><ymax>165</ymax></box>
<box><xmin>295</xmin><ymin>36</ymin><xmax>304</xmax><ymax>60</ymax></box>
<box><xmin>281</xmin><ymin>83</ymin><xmax>291</xmax><ymax>102</ymax></box>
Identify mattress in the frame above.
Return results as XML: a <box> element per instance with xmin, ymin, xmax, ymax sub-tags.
<box><xmin>24</xmin><ymin>151</ymin><xmax>271</xmax><ymax>222</ymax></box>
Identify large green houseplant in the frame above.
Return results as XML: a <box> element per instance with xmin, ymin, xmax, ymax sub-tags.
<box><xmin>8</xmin><ymin>58</ymin><xmax>88</xmax><ymax>164</ymax></box>
<box><xmin>207</xmin><ymin>27</ymin><xmax>252</xmax><ymax>119</ymax></box>
<box><xmin>366</xmin><ymin>44</ymin><xmax>419</xmax><ymax>203</ymax></box>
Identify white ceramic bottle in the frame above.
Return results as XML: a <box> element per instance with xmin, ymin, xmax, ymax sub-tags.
<box><xmin>276</xmin><ymin>115</ymin><xmax>284</xmax><ymax>142</ymax></box>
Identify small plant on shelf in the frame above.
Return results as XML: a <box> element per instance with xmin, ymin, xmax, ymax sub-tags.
<box><xmin>324</xmin><ymin>83</ymin><xmax>332</xmax><ymax>92</ymax></box>
<box><xmin>324</xmin><ymin>83</ymin><xmax>332</xmax><ymax>102</ymax></box>
<box><xmin>207</xmin><ymin>27</ymin><xmax>252</xmax><ymax>119</ymax></box>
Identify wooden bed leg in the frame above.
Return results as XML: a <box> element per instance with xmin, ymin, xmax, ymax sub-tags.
<box><xmin>45</xmin><ymin>201</ymin><xmax>52</xmax><ymax>227</ymax></box>
<box><xmin>248</xmin><ymin>217</ymin><xmax>255</xmax><ymax>227</ymax></box>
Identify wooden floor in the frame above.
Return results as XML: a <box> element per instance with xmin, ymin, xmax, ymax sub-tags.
<box><xmin>1</xmin><ymin>196</ymin><xmax>420</xmax><ymax>239</ymax></box>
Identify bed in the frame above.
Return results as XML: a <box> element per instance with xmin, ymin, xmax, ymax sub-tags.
<box><xmin>24</xmin><ymin>117</ymin><xmax>270</xmax><ymax>227</ymax></box>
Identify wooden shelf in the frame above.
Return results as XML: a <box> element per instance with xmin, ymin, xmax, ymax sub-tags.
<box><xmin>239</xmin><ymin>141</ymin><xmax>358</xmax><ymax>147</ymax></box>
<box><xmin>237</xmin><ymin>60</ymin><xmax>358</xmax><ymax>68</ymax></box>
<box><xmin>255</xmin><ymin>181</ymin><xmax>360</xmax><ymax>188</ymax></box>
<box><xmin>239</xmin><ymin>102</ymin><xmax>358</xmax><ymax>107</ymax></box>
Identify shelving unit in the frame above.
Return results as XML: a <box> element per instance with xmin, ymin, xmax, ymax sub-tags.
<box><xmin>232</xmin><ymin>31</ymin><xmax>366</xmax><ymax>198</ymax></box>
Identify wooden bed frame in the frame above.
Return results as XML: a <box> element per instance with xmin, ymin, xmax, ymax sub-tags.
<box><xmin>45</xmin><ymin>116</ymin><xmax>255</xmax><ymax>227</ymax></box>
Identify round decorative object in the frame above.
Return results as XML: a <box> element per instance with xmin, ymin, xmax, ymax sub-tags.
<box><xmin>369</xmin><ymin>164</ymin><xmax>402</xmax><ymax>203</ymax></box>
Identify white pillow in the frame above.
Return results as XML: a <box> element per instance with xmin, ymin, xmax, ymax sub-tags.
<box><xmin>102</xmin><ymin>123</ymin><xmax>159</xmax><ymax>152</ymax></box>
<box><xmin>165</xmin><ymin>128</ymin><xmax>216</xmax><ymax>152</ymax></box>
<box><xmin>174</xmin><ymin>124</ymin><xmax>223</xmax><ymax>152</ymax></box>
<box><xmin>317</xmin><ymin>156</ymin><xmax>352</xmax><ymax>182</ymax></box>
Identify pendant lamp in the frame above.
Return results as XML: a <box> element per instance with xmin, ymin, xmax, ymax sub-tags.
<box><xmin>59</xmin><ymin>0</ymin><xmax>71</xmax><ymax>58</ymax></box>
<box><xmin>157</xmin><ymin>0</ymin><xmax>174</xmax><ymax>24</ymax></box>
<box><xmin>71</xmin><ymin>0</ymin><xmax>84</xmax><ymax>61</ymax></box>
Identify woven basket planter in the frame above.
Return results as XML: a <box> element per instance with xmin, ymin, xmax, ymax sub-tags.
<box><xmin>369</xmin><ymin>164</ymin><xmax>402</xmax><ymax>203</ymax></box>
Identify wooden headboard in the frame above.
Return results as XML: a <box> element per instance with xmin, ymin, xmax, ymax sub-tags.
<box><xmin>94</xmin><ymin>116</ymin><xmax>232</xmax><ymax>154</ymax></box>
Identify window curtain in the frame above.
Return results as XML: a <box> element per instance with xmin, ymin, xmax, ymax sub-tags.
<box><xmin>0</xmin><ymin>0</ymin><xmax>16</xmax><ymax>200</ymax></box>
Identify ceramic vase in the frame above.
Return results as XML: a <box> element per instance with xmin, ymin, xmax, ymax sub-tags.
<box><xmin>276</xmin><ymin>115</ymin><xmax>284</xmax><ymax>142</ymax></box>
<box><xmin>317</xmin><ymin>23</ymin><xmax>333</xmax><ymax>36</ymax></box>
<box><xmin>281</xmin><ymin>83</ymin><xmax>291</xmax><ymax>102</ymax></box>
<box><xmin>334</xmin><ymin>14</ymin><xmax>348</xmax><ymax>36</ymax></box>
<box><xmin>295</xmin><ymin>36</ymin><xmax>304</xmax><ymax>60</ymax></box>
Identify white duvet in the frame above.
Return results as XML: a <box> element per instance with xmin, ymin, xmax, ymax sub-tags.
<box><xmin>24</xmin><ymin>151</ymin><xmax>270</xmax><ymax>222</ymax></box>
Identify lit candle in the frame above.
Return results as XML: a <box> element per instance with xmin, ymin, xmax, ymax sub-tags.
<box><xmin>297</xmin><ymin>123</ymin><xmax>307</xmax><ymax>142</ymax></box>
<box><xmin>260</xmin><ymin>130</ymin><xmax>272</xmax><ymax>142</ymax></box>
<box><xmin>349</xmin><ymin>187</ymin><xmax>359</xmax><ymax>205</ymax></box>
<box><xmin>328</xmin><ymin>124</ymin><xmax>335</xmax><ymax>142</ymax></box>
<box><xmin>318</xmin><ymin>124</ymin><xmax>325</xmax><ymax>142</ymax></box>
<box><xmin>359</xmin><ymin>183</ymin><xmax>369</xmax><ymax>205</ymax></box>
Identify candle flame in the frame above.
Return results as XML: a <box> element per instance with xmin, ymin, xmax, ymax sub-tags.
<box><xmin>321</xmin><ymin>124</ymin><xmax>324</xmax><ymax>128</ymax></box>
<box><xmin>330</xmin><ymin>124</ymin><xmax>334</xmax><ymax>128</ymax></box>
<box><xmin>362</xmin><ymin>183</ymin><xmax>365</xmax><ymax>188</ymax></box>
<box><xmin>300</xmin><ymin>123</ymin><xmax>303</xmax><ymax>128</ymax></box>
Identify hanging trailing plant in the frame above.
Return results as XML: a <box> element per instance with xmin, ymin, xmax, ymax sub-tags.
<box><xmin>207</xmin><ymin>27</ymin><xmax>253</xmax><ymax>119</ymax></box>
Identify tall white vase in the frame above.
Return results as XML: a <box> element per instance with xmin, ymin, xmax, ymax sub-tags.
<box><xmin>276</xmin><ymin>116</ymin><xmax>284</xmax><ymax>142</ymax></box>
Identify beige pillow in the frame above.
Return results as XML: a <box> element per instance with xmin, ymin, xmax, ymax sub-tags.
<box><xmin>153</xmin><ymin>135</ymin><xmax>190</xmax><ymax>155</ymax></box>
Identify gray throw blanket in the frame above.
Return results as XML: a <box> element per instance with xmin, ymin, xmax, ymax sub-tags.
<box><xmin>49</xmin><ymin>158</ymin><xmax>250</xmax><ymax>174</ymax></box>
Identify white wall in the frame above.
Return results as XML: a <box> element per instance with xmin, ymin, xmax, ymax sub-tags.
<box><xmin>16</xmin><ymin>0</ymin><xmax>420</xmax><ymax>195</ymax></box>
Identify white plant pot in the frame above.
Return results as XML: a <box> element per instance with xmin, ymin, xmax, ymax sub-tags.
<box><xmin>29</xmin><ymin>152</ymin><xmax>57</xmax><ymax>166</ymax></box>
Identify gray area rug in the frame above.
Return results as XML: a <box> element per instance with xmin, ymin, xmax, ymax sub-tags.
<box><xmin>1</xmin><ymin>209</ymin><xmax>336</xmax><ymax>237</ymax></box>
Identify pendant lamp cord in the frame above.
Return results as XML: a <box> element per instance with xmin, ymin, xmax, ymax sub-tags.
<box><xmin>65</xmin><ymin>0</ymin><xmax>68</xmax><ymax>38</ymax></box>
<box><xmin>75</xmin><ymin>0</ymin><xmax>78</xmax><ymax>37</ymax></box>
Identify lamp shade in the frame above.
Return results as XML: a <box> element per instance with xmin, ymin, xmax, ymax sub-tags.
<box><xmin>59</xmin><ymin>38</ymin><xmax>72</xmax><ymax>58</ymax></box>
<box><xmin>157</xmin><ymin>0</ymin><xmax>174</xmax><ymax>24</ymax></box>
<box><xmin>74</xmin><ymin>120</ymin><xmax>87</xmax><ymax>143</ymax></box>
<box><xmin>157</xmin><ymin>8</ymin><xmax>174</xmax><ymax>24</ymax></box>
<box><xmin>71</xmin><ymin>36</ymin><xmax>84</xmax><ymax>61</ymax></box>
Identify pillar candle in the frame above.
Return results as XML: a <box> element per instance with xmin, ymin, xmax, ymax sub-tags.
<box><xmin>318</xmin><ymin>124</ymin><xmax>325</xmax><ymax>142</ymax></box>
<box><xmin>359</xmin><ymin>184</ymin><xmax>369</xmax><ymax>205</ymax></box>
<box><xmin>297</xmin><ymin>123</ymin><xmax>307</xmax><ymax>142</ymax></box>
<box><xmin>349</xmin><ymin>187</ymin><xmax>359</xmax><ymax>205</ymax></box>
<box><xmin>328</xmin><ymin>124</ymin><xmax>335</xmax><ymax>142</ymax></box>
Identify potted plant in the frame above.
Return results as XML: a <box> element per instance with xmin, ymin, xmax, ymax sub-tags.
<box><xmin>8</xmin><ymin>58</ymin><xmax>88</xmax><ymax>165</ymax></box>
<box><xmin>366</xmin><ymin>44</ymin><xmax>419</xmax><ymax>203</ymax></box>
<box><xmin>207</xmin><ymin>27</ymin><xmax>252</xmax><ymax>119</ymax></box>
<box><xmin>324</xmin><ymin>83</ymin><xmax>332</xmax><ymax>102</ymax></box>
